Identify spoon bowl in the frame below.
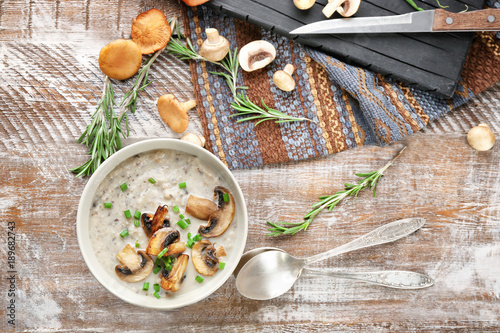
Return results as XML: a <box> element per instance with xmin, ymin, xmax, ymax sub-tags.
<box><xmin>233</xmin><ymin>247</ymin><xmax>283</xmax><ymax>278</ymax></box>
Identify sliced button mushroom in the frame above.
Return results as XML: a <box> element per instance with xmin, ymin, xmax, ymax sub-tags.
<box><xmin>238</xmin><ymin>40</ymin><xmax>276</xmax><ymax>72</ymax></box>
<box><xmin>185</xmin><ymin>194</ymin><xmax>218</xmax><ymax>220</ymax></box>
<box><xmin>141</xmin><ymin>205</ymin><xmax>170</xmax><ymax>238</ymax></box>
<box><xmin>198</xmin><ymin>186</ymin><xmax>235</xmax><ymax>238</ymax></box>
<box><xmin>160</xmin><ymin>254</ymin><xmax>189</xmax><ymax>292</ymax></box>
<box><xmin>115</xmin><ymin>244</ymin><xmax>154</xmax><ymax>282</ymax></box>
<box><xmin>323</xmin><ymin>0</ymin><xmax>360</xmax><ymax>18</ymax></box>
<box><xmin>191</xmin><ymin>240</ymin><xmax>219</xmax><ymax>276</ymax></box>
<box><xmin>146</xmin><ymin>227</ymin><xmax>186</xmax><ymax>256</ymax></box>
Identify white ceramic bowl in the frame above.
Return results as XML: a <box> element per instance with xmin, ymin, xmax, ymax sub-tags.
<box><xmin>76</xmin><ymin>138</ymin><xmax>248</xmax><ymax>309</ymax></box>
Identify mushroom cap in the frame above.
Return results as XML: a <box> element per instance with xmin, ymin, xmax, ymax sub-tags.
<box><xmin>181</xmin><ymin>0</ymin><xmax>210</xmax><ymax>6</ymax></box>
<box><xmin>131</xmin><ymin>9</ymin><xmax>171</xmax><ymax>54</ymax></box>
<box><xmin>293</xmin><ymin>0</ymin><xmax>315</xmax><ymax>10</ymax></box>
<box><xmin>160</xmin><ymin>254</ymin><xmax>189</xmax><ymax>292</ymax></box>
<box><xmin>199</xmin><ymin>28</ymin><xmax>230</xmax><ymax>62</ymax></box>
<box><xmin>157</xmin><ymin>94</ymin><xmax>190</xmax><ymax>133</ymax></box>
<box><xmin>146</xmin><ymin>227</ymin><xmax>186</xmax><ymax>256</ymax></box>
<box><xmin>98</xmin><ymin>39</ymin><xmax>142</xmax><ymax>80</ymax></box>
<box><xmin>181</xmin><ymin>133</ymin><xmax>205</xmax><ymax>147</ymax></box>
<box><xmin>198</xmin><ymin>186</ymin><xmax>235</xmax><ymax>238</ymax></box>
<box><xmin>337</xmin><ymin>0</ymin><xmax>361</xmax><ymax>17</ymax></box>
<box><xmin>238</xmin><ymin>40</ymin><xmax>276</xmax><ymax>72</ymax></box>
<box><xmin>115</xmin><ymin>245</ymin><xmax>154</xmax><ymax>282</ymax></box>
<box><xmin>185</xmin><ymin>194</ymin><xmax>218</xmax><ymax>220</ymax></box>
<box><xmin>191</xmin><ymin>240</ymin><xmax>219</xmax><ymax>276</ymax></box>
<box><xmin>273</xmin><ymin>70</ymin><xmax>296</xmax><ymax>92</ymax></box>
<box><xmin>141</xmin><ymin>205</ymin><xmax>170</xmax><ymax>238</ymax></box>
<box><xmin>467</xmin><ymin>123</ymin><xmax>495</xmax><ymax>151</ymax></box>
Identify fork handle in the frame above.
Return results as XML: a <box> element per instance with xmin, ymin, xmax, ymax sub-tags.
<box><xmin>305</xmin><ymin>268</ymin><xmax>434</xmax><ymax>289</ymax></box>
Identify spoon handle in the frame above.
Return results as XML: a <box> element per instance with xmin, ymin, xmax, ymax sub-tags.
<box><xmin>304</xmin><ymin>268</ymin><xmax>434</xmax><ymax>289</ymax></box>
<box><xmin>304</xmin><ymin>217</ymin><xmax>425</xmax><ymax>265</ymax></box>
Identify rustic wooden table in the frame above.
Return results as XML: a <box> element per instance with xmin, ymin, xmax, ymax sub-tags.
<box><xmin>1</xmin><ymin>0</ymin><xmax>499</xmax><ymax>332</ymax></box>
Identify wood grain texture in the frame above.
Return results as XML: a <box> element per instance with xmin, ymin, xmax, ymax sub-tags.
<box><xmin>0</xmin><ymin>0</ymin><xmax>499</xmax><ymax>332</ymax></box>
<box><xmin>433</xmin><ymin>8</ymin><xmax>500</xmax><ymax>31</ymax></box>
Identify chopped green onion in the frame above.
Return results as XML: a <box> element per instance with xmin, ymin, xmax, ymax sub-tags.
<box><xmin>193</xmin><ymin>234</ymin><xmax>202</xmax><ymax>242</ymax></box>
<box><xmin>195</xmin><ymin>275</ymin><xmax>204</xmax><ymax>283</ymax></box>
<box><xmin>177</xmin><ymin>220</ymin><xmax>189</xmax><ymax>230</ymax></box>
<box><xmin>219</xmin><ymin>262</ymin><xmax>226</xmax><ymax>270</ymax></box>
<box><xmin>142</xmin><ymin>282</ymin><xmax>149</xmax><ymax>291</ymax></box>
<box><xmin>119</xmin><ymin>229</ymin><xmax>129</xmax><ymax>238</ymax></box>
<box><xmin>153</xmin><ymin>265</ymin><xmax>161</xmax><ymax>274</ymax></box>
<box><xmin>157</xmin><ymin>247</ymin><xmax>169</xmax><ymax>259</ymax></box>
<box><xmin>179</xmin><ymin>214</ymin><xmax>185</xmax><ymax>219</ymax></box>
<box><xmin>223</xmin><ymin>193</ymin><xmax>230</xmax><ymax>202</ymax></box>
<box><xmin>153</xmin><ymin>292</ymin><xmax>161</xmax><ymax>299</ymax></box>
<box><xmin>134</xmin><ymin>220</ymin><xmax>140</xmax><ymax>227</ymax></box>
<box><xmin>135</xmin><ymin>240</ymin><xmax>140</xmax><ymax>248</ymax></box>
<box><xmin>134</xmin><ymin>210</ymin><xmax>141</xmax><ymax>219</ymax></box>
<box><xmin>148</xmin><ymin>177</ymin><xmax>156</xmax><ymax>184</ymax></box>
<box><xmin>186</xmin><ymin>241</ymin><xmax>194</xmax><ymax>249</ymax></box>
<box><xmin>120</xmin><ymin>183</ymin><xmax>128</xmax><ymax>191</ymax></box>
<box><xmin>187</xmin><ymin>232</ymin><xmax>192</xmax><ymax>238</ymax></box>
<box><xmin>178</xmin><ymin>182</ymin><xmax>186</xmax><ymax>189</ymax></box>
<box><xmin>185</xmin><ymin>218</ymin><xmax>191</xmax><ymax>225</ymax></box>
<box><xmin>104</xmin><ymin>202</ymin><xmax>112</xmax><ymax>209</ymax></box>
<box><xmin>154</xmin><ymin>284</ymin><xmax>160</xmax><ymax>293</ymax></box>
<box><xmin>172</xmin><ymin>205</ymin><xmax>179</xmax><ymax>213</ymax></box>
<box><xmin>124</xmin><ymin>210</ymin><xmax>132</xmax><ymax>218</ymax></box>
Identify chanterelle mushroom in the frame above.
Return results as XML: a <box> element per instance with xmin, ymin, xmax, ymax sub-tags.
<box><xmin>115</xmin><ymin>244</ymin><xmax>154</xmax><ymax>282</ymax></box>
<box><xmin>185</xmin><ymin>194</ymin><xmax>218</xmax><ymax>220</ymax></box>
<box><xmin>141</xmin><ymin>204</ymin><xmax>170</xmax><ymax>238</ymax></box>
<box><xmin>146</xmin><ymin>227</ymin><xmax>186</xmax><ymax>256</ymax></box>
<box><xmin>199</xmin><ymin>28</ymin><xmax>230</xmax><ymax>62</ymax></box>
<box><xmin>238</xmin><ymin>40</ymin><xmax>276</xmax><ymax>72</ymax></box>
<box><xmin>161</xmin><ymin>254</ymin><xmax>189</xmax><ymax>292</ymax></box>
<box><xmin>273</xmin><ymin>64</ymin><xmax>296</xmax><ymax>92</ymax></box>
<box><xmin>322</xmin><ymin>0</ymin><xmax>360</xmax><ymax>18</ymax></box>
<box><xmin>157</xmin><ymin>94</ymin><xmax>196</xmax><ymax>133</ymax></box>
<box><xmin>191</xmin><ymin>240</ymin><xmax>220</xmax><ymax>276</ymax></box>
<box><xmin>198</xmin><ymin>186</ymin><xmax>235</xmax><ymax>238</ymax></box>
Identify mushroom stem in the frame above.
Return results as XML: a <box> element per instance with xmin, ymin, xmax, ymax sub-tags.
<box><xmin>323</xmin><ymin>0</ymin><xmax>345</xmax><ymax>18</ymax></box>
<box><xmin>283</xmin><ymin>64</ymin><xmax>295</xmax><ymax>76</ymax></box>
<box><xmin>206</xmin><ymin>28</ymin><xmax>220</xmax><ymax>44</ymax></box>
<box><xmin>181</xmin><ymin>100</ymin><xmax>197</xmax><ymax>111</ymax></box>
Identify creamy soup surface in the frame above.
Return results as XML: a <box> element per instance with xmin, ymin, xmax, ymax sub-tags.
<box><xmin>89</xmin><ymin>149</ymin><xmax>237</xmax><ymax>298</ymax></box>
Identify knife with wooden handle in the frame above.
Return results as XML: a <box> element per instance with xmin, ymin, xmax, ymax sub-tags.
<box><xmin>290</xmin><ymin>8</ymin><xmax>500</xmax><ymax>34</ymax></box>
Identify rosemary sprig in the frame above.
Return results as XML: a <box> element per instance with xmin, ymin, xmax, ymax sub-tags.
<box><xmin>70</xmin><ymin>77</ymin><xmax>122</xmax><ymax>177</ymax></box>
<box><xmin>231</xmin><ymin>93</ymin><xmax>316</xmax><ymax>125</ymax></box>
<box><xmin>167</xmin><ymin>38</ymin><xmax>247</xmax><ymax>98</ymax></box>
<box><xmin>266</xmin><ymin>147</ymin><xmax>406</xmax><ymax>236</ymax></box>
<box><xmin>71</xmin><ymin>18</ymin><xmax>178</xmax><ymax>176</ymax></box>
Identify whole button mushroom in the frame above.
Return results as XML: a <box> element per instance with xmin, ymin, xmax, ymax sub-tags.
<box><xmin>199</xmin><ymin>28</ymin><xmax>230</xmax><ymax>62</ymax></box>
<box><xmin>323</xmin><ymin>0</ymin><xmax>361</xmax><ymax>18</ymax></box>
<box><xmin>273</xmin><ymin>64</ymin><xmax>296</xmax><ymax>92</ymax></box>
<box><xmin>238</xmin><ymin>40</ymin><xmax>276</xmax><ymax>72</ymax></box>
<box><xmin>294</xmin><ymin>0</ymin><xmax>316</xmax><ymax>10</ymax></box>
<box><xmin>157</xmin><ymin>94</ymin><xmax>196</xmax><ymax>133</ymax></box>
<box><xmin>467</xmin><ymin>123</ymin><xmax>495</xmax><ymax>151</ymax></box>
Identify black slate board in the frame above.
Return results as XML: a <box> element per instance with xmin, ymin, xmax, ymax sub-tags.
<box><xmin>204</xmin><ymin>0</ymin><xmax>485</xmax><ymax>98</ymax></box>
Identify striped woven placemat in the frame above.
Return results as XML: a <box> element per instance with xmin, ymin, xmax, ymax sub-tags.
<box><xmin>181</xmin><ymin>4</ymin><xmax>500</xmax><ymax>169</ymax></box>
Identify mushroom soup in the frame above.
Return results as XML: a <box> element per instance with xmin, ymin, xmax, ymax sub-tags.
<box><xmin>89</xmin><ymin>149</ymin><xmax>237</xmax><ymax>298</ymax></box>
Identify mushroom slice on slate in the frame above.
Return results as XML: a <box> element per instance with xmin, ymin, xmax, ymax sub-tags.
<box><xmin>146</xmin><ymin>227</ymin><xmax>186</xmax><ymax>256</ymax></box>
<box><xmin>185</xmin><ymin>195</ymin><xmax>218</xmax><ymax>220</ymax></box>
<box><xmin>191</xmin><ymin>240</ymin><xmax>219</xmax><ymax>276</ymax></box>
<box><xmin>142</xmin><ymin>205</ymin><xmax>170</xmax><ymax>238</ymax></box>
<box><xmin>198</xmin><ymin>186</ymin><xmax>235</xmax><ymax>238</ymax></box>
<box><xmin>160</xmin><ymin>254</ymin><xmax>189</xmax><ymax>292</ymax></box>
<box><xmin>115</xmin><ymin>244</ymin><xmax>154</xmax><ymax>282</ymax></box>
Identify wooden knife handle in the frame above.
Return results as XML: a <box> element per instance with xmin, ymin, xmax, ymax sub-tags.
<box><xmin>433</xmin><ymin>8</ymin><xmax>500</xmax><ymax>31</ymax></box>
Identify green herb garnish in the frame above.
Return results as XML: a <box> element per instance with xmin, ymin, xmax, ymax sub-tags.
<box><xmin>157</xmin><ymin>247</ymin><xmax>169</xmax><ymax>259</ymax></box>
<box><xmin>219</xmin><ymin>262</ymin><xmax>226</xmax><ymax>270</ymax></box>
<box><xmin>267</xmin><ymin>147</ymin><xmax>406</xmax><ymax>236</ymax></box>
<box><xmin>120</xmin><ymin>183</ymin><xmax>128</xmax><ymax>192</ymax></box>
<box><xmin>119</xmin><ymin>229</ymin><xmax>129</xmax><ymax>238</ymax></box>
<box><xmin>104</xmin><ymin>202</ymin><xmax>112</xmax><ymax>209</ymax></box>
<box><xmin>142</xmin><ymin>282</ymin><xmax>149</xmax><ymax>291</ymax></box>
<box><xmin>148</xmin><ymin>177</ymin><xmax>156</xmax><ymax>184</ymax></box>
<box><xmin>134</xmin><ymin>210</ymin><xmax>141</xmax><ymax>219</ymax></box>
<box><xmin>177</xmin><ymin>220</ymin><xmax>189</xmax><ymax>230</ymax></box>
<box><xmin>195</xmin><ymin>275</ymin><xmax>204</xmax><ymax>283</ymax></box>
<box><xmin>124</xmin><ymin>210</ymin><xmax>132</xmax><ymax>218</ymax></box>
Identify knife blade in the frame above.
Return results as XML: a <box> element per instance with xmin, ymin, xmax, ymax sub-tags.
<box><xmin>290</xmin><ymin>8</ymin><xmax>500</xmax><ymax>35</ymax></box>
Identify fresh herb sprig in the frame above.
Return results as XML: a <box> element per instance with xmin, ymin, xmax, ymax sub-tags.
<box><xmin>231</xmin><ymin>93</ymin><xmax>316</xmax><ymax>125</ymax></box>
<box><xmin>266</xmin><ymin>147</ymin><xmax>406</xmax><ymax>237</ymax></box>
<box><xmin>70</xmin><ymin>77</ymin><xmax>122</xmax><ymax>177</ymax></box>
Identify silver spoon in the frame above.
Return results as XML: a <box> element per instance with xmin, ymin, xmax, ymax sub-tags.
<box><xmin>236</xmin><ymin>217</ymin><xmax>433</xmax><ymax>300</ymax></box>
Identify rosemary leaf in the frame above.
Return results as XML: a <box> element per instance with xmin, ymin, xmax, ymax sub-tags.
<box><xmin>266</xmin><ymin>147</ymin><xmax>407</xmax><ymax>237</ymax></box>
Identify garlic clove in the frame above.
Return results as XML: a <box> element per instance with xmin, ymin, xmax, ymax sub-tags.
<box><xmin>467</xmin><ymin>123</ymin><xmax>495</xmax><ymax>151</ymax></box>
